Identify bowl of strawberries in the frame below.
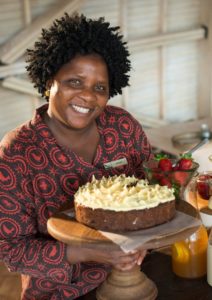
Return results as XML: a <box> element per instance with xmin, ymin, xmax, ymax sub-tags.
<box><xmin>143</xmin><ymin>154</ymin><xmax>199</xmax><ymax>200</ymax></box>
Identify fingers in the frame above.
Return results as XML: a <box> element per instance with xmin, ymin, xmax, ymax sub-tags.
<box><xmin>66</xmin><ymin>246</ymin><xmax>147</xmax><ymax>269</ymax></box>
<box><xmin>114</xmin><ymin>254</ymin><xmax>138</xmax><ymax>271</ymax></box>
<box><xmin>112</xmin><ymin>249</ymin><xmax>147</xmax><ymax>271</ymax></box>
<box><xmin>114</xmin><ymin>262</ymin><xmax>138</xmax><ymax>271</ymax></box>
<box><xmin>136</xmin><ymin>249</ymin><xmax>147</xmax><ymax>265</ymax></box>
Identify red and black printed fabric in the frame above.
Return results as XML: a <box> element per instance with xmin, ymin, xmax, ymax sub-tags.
<box><xmin>0</xmin><ymin>104</ymin><xmax>152</xmax><ymax>299</ymax></box>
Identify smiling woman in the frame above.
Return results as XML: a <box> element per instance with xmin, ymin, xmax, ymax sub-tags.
<box><xmin>0</xmin><ymin>12</ymin><xmax>152</xmax><ymax>300</ymax></box>
<box><xmin>45</xmin><ymin>53</ymin><xmax>110</xmax><ymax>150</ymax></box>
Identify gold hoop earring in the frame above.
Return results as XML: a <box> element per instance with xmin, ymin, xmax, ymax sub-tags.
<box><xmin>45</xmin><ymin>90</ymin><xmax>50</xmax><ymax>97</ymax></box>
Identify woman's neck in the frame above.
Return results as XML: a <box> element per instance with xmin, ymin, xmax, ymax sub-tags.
<box><xmin>43</xmin><ymin>112</ymin><xmax>99</xmax><ymax>162</ymax></box>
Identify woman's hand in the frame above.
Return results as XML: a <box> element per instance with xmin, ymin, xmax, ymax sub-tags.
<box><xmin>114</xmin><ymin>249</ymin><xmax>147</xmax><ymax>271</ymax></box>
<box><xmin>66</xmin><ymin>245</ymin><xmax>147</xmax><ymax>271</ymax></box>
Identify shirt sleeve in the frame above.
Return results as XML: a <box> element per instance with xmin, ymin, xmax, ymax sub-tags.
<box><xmin>0</xmin><ymin>159</ymin><xmax>80</xmax><ymax>285</ymax></box>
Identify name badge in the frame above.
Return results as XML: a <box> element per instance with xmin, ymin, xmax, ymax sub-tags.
<box><xmin>104</xmin><ymin>158</ymin><xmax>128</xmax><ymax>169</ymax></box>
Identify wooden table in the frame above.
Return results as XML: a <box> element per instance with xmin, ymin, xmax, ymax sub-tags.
<box><xmin>77</xmin><ymin>251</ymin><xmax>212</xmax><ymax>300</ymax></box>
<box><xmin>145</xmin><ymin>117</ymin><xmax>212</xmax><ymax>156</ymax></box>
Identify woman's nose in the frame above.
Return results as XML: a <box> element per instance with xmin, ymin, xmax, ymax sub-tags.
<box><xmin>79</xmin><ymin>87</ymin><xmax>96</xmax><ymax>102</ymax></box>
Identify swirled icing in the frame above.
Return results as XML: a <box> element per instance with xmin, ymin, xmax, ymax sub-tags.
<box><xmin>74</xmin><ymin>175</ymin><xmax>175</xmax><ymax>211</ymax></box>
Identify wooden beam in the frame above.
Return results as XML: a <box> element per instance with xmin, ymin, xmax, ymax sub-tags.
<box><xmin>129</xmin><ymin>27</ymin><xmax>206</xmax><ymax>52</ymax></box>
<box><xmin>23</xmin><ymin>0</ymin><xmax>32</xmax><ymax>26</ymax></box>
<box><xmin>198</xmin><ymin>0</ymin><xmax>212</xmax><ymax>118</ymax></box>
<box><xmin>0</xmin><ymin>62</ymin><xmax>26</xmax><ymax>78</ymax></box>
<box><xmin>119</xmin><ymin>0</ymin><xmax>128</xmax><ymax>109</ymax></box>
<box><xmin>2</xmin><ymin>77</ymin><xmax>39</xmax><ymax>97</ymax></box>
<box><xmin>0</xmin><ymin>0</ymin><xmax>83</xmax><ymax>64</ymax></box>
<box><xmin>158</xmin><ymin>0</ymin><xmax>168</xmax><ymax>120</ymax></box>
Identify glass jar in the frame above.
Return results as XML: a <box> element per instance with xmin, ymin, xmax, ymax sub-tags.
<box><xmin>196</xmin><ymin>172</ymin><xmax>212</xmax><ymax>206</ymax></box>
<box><xmin>171</xmin><ymin>225</ymin><xmax>208</xmax><ymax>279</ymax></box>
<box><xmin>207</xmin><ymin>229</ymin><xmax>212</xmax><ymax>286</ymax></box>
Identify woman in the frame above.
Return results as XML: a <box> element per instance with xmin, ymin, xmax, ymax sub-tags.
<box><xmin>0</xmin><ymin>13</ymin><xmax>152</xmax><ymax>299</ymax></box>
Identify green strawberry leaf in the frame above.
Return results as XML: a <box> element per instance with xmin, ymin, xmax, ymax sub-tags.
<box><xmin>154</xmin><ymin>153</ymin><xmax>168</xmax><ymax>161</ymax></box>
<box><xmin>179</xmin><ymin>153</ymin><xmax>193</xmax><ymax>160</ymax></box>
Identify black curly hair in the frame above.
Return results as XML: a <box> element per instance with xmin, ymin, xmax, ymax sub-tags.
<box><xmin>26</xmin><ymin>12</ymin><xmax>131</xmax><ymax>100</ymax></box>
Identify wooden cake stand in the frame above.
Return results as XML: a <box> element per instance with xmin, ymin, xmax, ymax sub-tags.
<box><xmin>47</xmin><ymin>201</ymin><xmax>199</xmax><ymax>300</ymax></box>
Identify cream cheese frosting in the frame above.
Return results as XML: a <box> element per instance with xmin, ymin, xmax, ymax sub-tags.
<box><xmin>74</xmin><ymin>174</ymin><xmax>175</xmax><ymax>211</ymax></box>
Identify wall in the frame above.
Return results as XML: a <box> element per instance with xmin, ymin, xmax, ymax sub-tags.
<box><xmin>0</xmin><ymin>0</ymin><xmax>211</xmax><ymax>139</ymax></box>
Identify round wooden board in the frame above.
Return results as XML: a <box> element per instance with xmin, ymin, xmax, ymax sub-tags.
<box><xmin>47</xmin><ymin>210</ymin><xmax>120</xmax><ymax>250</ymax></box>
<box><xmin>47</xmin><ymin>200</ymin><xmax>199</xmax><ymax>251</ymax></box>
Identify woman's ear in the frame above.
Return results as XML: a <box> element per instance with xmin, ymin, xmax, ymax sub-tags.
<box><xmin>44</xmin><ymin>80</ymin><xmax>53</xmax><ymax>99</ymax></box>
<box><xmin>46</xmin><ymin>79</ymin><xmax>52</xmax><ymax>90</ymax></box>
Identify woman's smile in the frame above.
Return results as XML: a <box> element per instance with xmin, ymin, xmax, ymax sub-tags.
<box><xmin>71</xmin><ymin>104</ymin><xmax>92</xmax><ymax>114</ymax></box>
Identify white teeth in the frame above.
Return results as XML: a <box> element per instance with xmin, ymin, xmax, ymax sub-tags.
<box><xmin>72</xmin><ymin>105</ymin><xmax>90</xmax><ymax>114</ymax></box>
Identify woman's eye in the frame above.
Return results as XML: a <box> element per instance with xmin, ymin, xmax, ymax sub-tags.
<box><xmin>95</xmin><ymin>84</ymin><xmax>106</xmax><ymax>92</ymax></box>
<box><xmin>69</xmin><ymin>79</ymin><xmax>81</xmax><ymax>86</ymax></box>
<box><xmin>63</xmin><ymin>79</ymin><xmax>81</xmax><ymax>87</ymax></box>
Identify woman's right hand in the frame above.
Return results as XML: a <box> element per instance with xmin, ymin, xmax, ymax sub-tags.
<box><xmin>66</xmin><ymin>245</ymin><xmax>147</xmax><ymax>271</ymax></box>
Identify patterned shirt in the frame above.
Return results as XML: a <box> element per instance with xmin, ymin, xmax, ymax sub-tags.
<box><xmin>0</xmin><ymin>104</ymin><xmax>152</xmax><ymax>299</ymax></box>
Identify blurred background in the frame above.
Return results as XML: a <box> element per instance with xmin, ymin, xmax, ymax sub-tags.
<box><xmin>1</xmin><ymin>0</ymin><xmax>212</xmax><ymax>140</ymax></box>
<box><xmin>1</xmin><ymin>1</ymin><xmax>212</xmax><ymax>299</ymax></box>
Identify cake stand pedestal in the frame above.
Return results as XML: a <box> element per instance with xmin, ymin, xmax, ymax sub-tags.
<box><xmin>96</xmin><ymin>265</ymin><xmax>157</xmax><ymax>300</ymax></box>
<box><xmin>47</xmin><ymin>201</ymin><xmax>198</xmax><ymax>300</ymax></box>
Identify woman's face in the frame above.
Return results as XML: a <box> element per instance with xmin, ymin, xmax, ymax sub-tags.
<box><xmin>47</xmin><ymin>53</ymin><xmax>110</xmax><ymax>130</ymax></box>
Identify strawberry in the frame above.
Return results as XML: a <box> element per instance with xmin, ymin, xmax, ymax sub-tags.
<box><xmin>151</xmin><ymin>168</ymin><xmax>163</xmax><ymax>181</ymax></box>
<box><xmin>196</xmin><ymin>174</ymin><xmax>212</xmax><ymax>200</ymax></box>
<box><xmin>158</xmin><ymin>158</ymin><xmax>172</xmax><ymax>171</ymax></box>
<box><xmin>159</xmin><ymin>177</ymin><xmax>172</xmax><ymax>188</ymax></box>
<box><xmin>197</xmin><ymin>181</ymin><xmax>210</xmax><ymax>200</ymax></box>
<box><xmin>172</xmin><ymin>164</ymin><xmax>180</xmax><ymax>171</ymax></box>
<box><xmin>173</xmin><ymin>171</ymin><xmax>189</xmax><ymax>186</ymax></box>
<box><xmin>178</xmin><ymin>153</ymin><xmax>193</xmax><ymax>170</ymax></box>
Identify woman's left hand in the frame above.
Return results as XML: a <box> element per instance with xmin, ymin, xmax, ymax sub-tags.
<box><xmin>114</xmin><ymin>249</ymin><xmax>147</xmax><ymax>271</ymax></box>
